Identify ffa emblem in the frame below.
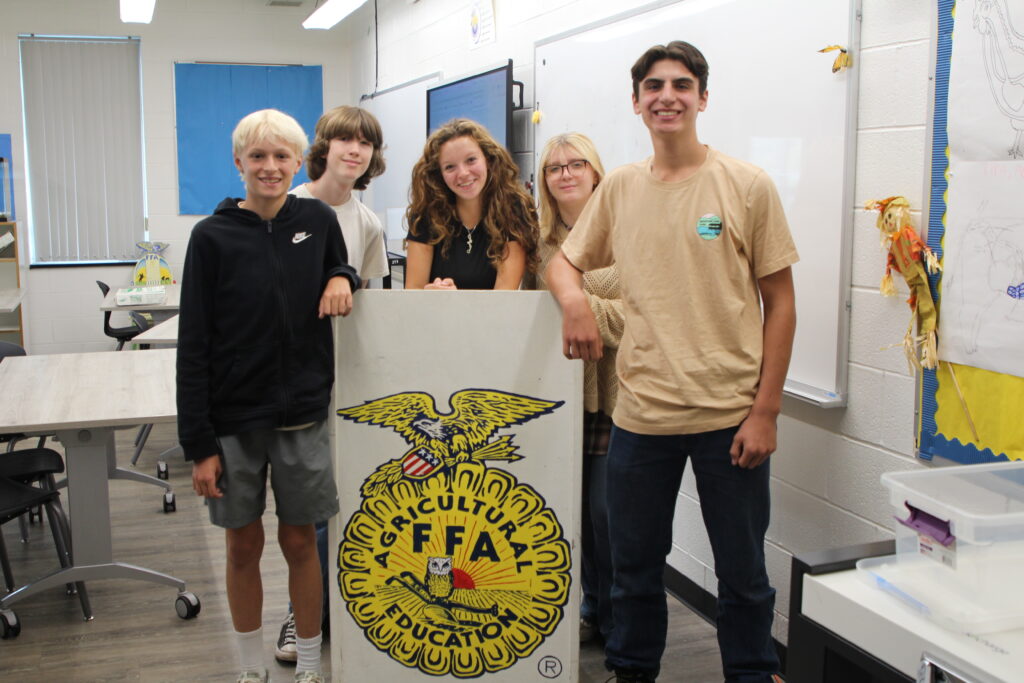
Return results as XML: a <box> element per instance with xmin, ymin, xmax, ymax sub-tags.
<box><xmin>132</xmin><ymin>241</ymin><xmax>173</xmax><ymax>284</ymax></box>
<box><xmin>336</xmin><ymin>389</ymin><xmax>571</xmax><ymax>678</ymax></box>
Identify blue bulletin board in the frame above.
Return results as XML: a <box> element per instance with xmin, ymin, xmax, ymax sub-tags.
<box><xmin>918</xmin><ymin>0</ymin><xmax>1023</xmax><ymax>464</ymax></box>
<box><xmin>174</xmin><ymin>63</ymin><xmax>323</xmax><ymax>216</ymax></box>
<box><xmin>0</xmin><ymin>134</ymin><xmax>16</xmax><ymax>221</ymax></box>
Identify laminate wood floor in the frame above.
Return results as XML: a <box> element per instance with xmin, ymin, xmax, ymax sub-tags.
<box><xmin>0</xmin><ymin>423</ymin><xmax>723</xmax><ymax>682</ymax></box>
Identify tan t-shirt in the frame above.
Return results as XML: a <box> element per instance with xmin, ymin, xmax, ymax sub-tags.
<box><xmin>561</xmin><ymin>148</ymin><xmax>799</xmax><ymax>435</ymax></box>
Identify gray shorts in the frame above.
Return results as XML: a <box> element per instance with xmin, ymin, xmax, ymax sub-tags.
<box><xmin>208</xmin><ymin>421</ymin><xmax>339</xmax><ymax>529</ymax></box>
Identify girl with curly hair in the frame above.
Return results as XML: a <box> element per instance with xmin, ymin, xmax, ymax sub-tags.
<box><xmin>405</xmin><ymin>118</ymin><xmax>538</xmax><ymax>289</ymax></box>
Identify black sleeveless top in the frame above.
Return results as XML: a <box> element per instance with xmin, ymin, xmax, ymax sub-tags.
<box><xmin>407</xmin><ymin>218</ymin><xmax>498</xmax><ymax>290</ymax></box>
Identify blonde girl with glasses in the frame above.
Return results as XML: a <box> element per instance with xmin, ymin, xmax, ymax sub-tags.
<box><xmin>535</xmin><ymin>132</ymin><xmax>623</xmax><ymax>644</ymax></box>
<box><xmin>405</xmin><ymin>119</ymin><xmax>539</xmax><ymax>290</ymax></box>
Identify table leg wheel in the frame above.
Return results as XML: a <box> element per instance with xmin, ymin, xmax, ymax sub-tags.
<box><xmin>163</xmin><ymin>491</ymin><xmax>176</xmax><ymax>513</ymax></box>
<box><xmin>1</xmin><ymin>609</ymin><xmax>21</xmax><ymax>639</ymax></box>
<box><xmin>175</xmin><ymin>591</ymin><xmax>201</xmax><ymax>619</ymax></box>
<box><xmin>157</xmin><ymin>461</ymin><xmax>169</xmax><ymax>480</ymax></box>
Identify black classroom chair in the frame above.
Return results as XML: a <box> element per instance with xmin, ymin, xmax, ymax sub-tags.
<box><xmin>0</xmin><ymin>477</ymin><xmax>91</xmax><ymax>639</ymax></box>
<box><xmin>96</xmin><ymin>280</ymin><xmax>152</xmax><ymax>350</ymax></box>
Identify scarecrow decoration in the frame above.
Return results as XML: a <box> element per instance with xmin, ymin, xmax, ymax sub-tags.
<box><xmin>865</xmin><ymin>196</ymin><xmax>942</xmax><ymax>370</ymax></box>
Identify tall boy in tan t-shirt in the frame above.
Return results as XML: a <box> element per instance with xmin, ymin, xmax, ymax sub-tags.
<box><xmin>546</xmin><ymin>41</ymin><xmax>797</xmax><ymax>683</ymax></box>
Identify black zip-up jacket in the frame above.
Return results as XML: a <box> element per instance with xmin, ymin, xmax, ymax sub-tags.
<box><xmin>176</xmin><ymin>195</ymin><xmax>361</xmax><ymax>463</ymax></box>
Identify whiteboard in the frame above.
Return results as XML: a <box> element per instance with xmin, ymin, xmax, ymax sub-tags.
<box><xmin>361</xmin><ymin>73</ymin><xmax>441</xmax><ymax>243</ymax></box>
<box><xmin>535</xmin><ymin>0</ymin><xmax>860</xmax><ymax>406</ymax></box>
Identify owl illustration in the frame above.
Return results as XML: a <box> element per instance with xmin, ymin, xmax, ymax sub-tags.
<box><xmin>425</xmin><ymin>556</ymin><xmax>454</xmax><ymax>598</ymax></box>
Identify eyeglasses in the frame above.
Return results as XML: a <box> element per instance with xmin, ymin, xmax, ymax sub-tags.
<box><xmin>543</xmin><ymin>159</ymin><xmax>590</xmax><ymax>178</ymax></box>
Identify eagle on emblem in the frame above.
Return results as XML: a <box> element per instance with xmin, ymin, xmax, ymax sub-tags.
<box><xmin>337</xmin><ymin>389</ymin><xmax>563</xmax><ymax>496</ymax></box>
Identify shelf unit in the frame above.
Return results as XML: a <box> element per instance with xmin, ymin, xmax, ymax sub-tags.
<box><xmin>0</xmin><ymin>221</ymin><xmax>25</xmax><ymax>347</ymax></box>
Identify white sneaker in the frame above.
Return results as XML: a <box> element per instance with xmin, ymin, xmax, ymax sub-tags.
<box><xmin>236</xmin><ymin>669</ymin><xmax>268</xmax><ymax>683</ymax></box>
<box><xmin>294</xmin><ymin>672</ymin><xmax>324</xmax><ymax>683</ymax></box>
<box><xmin>275</xmin><ymin>612</ymin><xmax>297</xmax><ymax>663</ymax></box>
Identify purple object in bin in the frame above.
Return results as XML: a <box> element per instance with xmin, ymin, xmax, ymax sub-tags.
<box><xmin>896</xmin><ymin>502</ymin><xmax>956</xmax><ymax>547</ymax></box>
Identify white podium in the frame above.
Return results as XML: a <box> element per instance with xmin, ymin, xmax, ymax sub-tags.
<box><xmin>331</xmin><ymin>291</ymin><xmax>583</xmax><ymax>681</ymax></box>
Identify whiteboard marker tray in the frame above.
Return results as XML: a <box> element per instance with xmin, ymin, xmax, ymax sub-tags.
<box><xmin>857</xmin><ymin>546</ymin><xmax>1024</xmax><ymax>634</ymax></box>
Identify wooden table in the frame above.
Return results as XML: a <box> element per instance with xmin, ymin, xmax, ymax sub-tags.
<box><xmin>100</xmin><ymin>284</ymin><xmax>181</xmax><ymax>324</ymax></box>
<box><xmin>134</xmin><ymin>313</ymin><xmax>178</xmax><ymax>345</ymax></box>
<box><xmin>0</xmin><ymin>349</ymin><xmax>198</xmax><ymax>621</ymax></box>
<box><xmin>129</xmin><ymin>316</ymin><xmax>181</xmax><ymax>467</ymax></box>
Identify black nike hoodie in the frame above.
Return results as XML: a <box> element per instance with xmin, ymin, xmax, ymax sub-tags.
<box><xmin>176</xmin><ymin>195</ymin><xmax>360</xmax><ymax>462</ymax></box>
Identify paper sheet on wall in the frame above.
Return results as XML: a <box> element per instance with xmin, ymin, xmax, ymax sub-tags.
<box><xmin>468</xmin><ymin>0</ymin><xmax>496</xmax><ymax>49</ymax></box>
<box><xmin>938</xmin><ymin>0</ymin><xmax>1024</xmax><ymax>378</ymax></box>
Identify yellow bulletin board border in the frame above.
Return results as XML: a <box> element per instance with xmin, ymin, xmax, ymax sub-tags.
<box><xmin>919</xmin><ymin>0</ymin><xmax>1023</xmax><ymax>464</ymax></box>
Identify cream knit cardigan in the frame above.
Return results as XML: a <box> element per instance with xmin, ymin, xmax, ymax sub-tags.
<box><xmin>535</xmin><ymin>226</ymin><xmax>624</xmax><ymax>416</ymax></box>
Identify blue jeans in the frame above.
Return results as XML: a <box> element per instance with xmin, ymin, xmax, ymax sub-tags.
<box><xmin>581</xmin><ymin>439</ymin><xmax>613</xmax><ymax>639</ymax></box>
<box><xmin>604</xmin><ymin>425</ymin><xmax>778</xmax><ymax>682</ymax></box>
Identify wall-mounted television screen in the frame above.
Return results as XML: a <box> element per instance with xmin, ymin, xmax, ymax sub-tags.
<box><xmin>427</xmin><ymin>60</ymin><xmax>512</xmax><ymax>148</ymax></box>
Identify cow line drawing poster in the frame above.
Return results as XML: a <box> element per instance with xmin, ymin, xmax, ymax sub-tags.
<box><xmin>940</xmin><ymin>0</ymin><xmax>1024</xmax><ymax>377</ymax></box>
<box><xmin>918</xmin><ymin>0</ymin><xmax>1024</xmax><ymax>464</ymax></box>
<box><xmin>330</xmin><ymin>291</ymin><xmax>582</xmax><ymax>681</ymax></box>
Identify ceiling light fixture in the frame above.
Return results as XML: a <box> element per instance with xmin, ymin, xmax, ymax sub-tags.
<box><xmin>302</xmin><ymin>0</ymin><xmax>368</xmax><ymax>30</ymax></box>
<box><xmin>120</xmin><ymin>0</ymin><xmax>156</xmax><ymax>24</ymax></box>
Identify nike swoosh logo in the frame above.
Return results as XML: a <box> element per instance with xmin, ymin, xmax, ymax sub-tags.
<box><xmin>292</xmin><ymin>232</ymin><xmax>311</xmax><ymax>244</ymax></box>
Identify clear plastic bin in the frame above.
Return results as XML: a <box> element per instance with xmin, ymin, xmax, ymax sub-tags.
<box><xmin>857</xmin><ymin>461</ymin><xmax>1024</xmax><ymax>634</ymax></box>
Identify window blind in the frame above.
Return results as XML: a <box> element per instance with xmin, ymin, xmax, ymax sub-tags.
<box><xmin>20</xmin><ymin>36</ymin><xmax>146</xmax><ymax>263</ymax></box>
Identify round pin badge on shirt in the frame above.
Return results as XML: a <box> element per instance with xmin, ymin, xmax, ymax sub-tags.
<box><xmin>697</xmin><ymin>214</ymin><xmax>723</xmax><ymax>240</ymax></box>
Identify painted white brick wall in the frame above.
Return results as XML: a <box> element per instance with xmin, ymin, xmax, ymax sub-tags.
<box><xmin>0</xmin><ymin>0</ymin><xmax>352</xmax><ymax>354</ymax></box>
<box><xmin>338</xmin><ymin>0</ymin><xmax>656</xmax><ymax>100</ymax></box>
<box><xmin>345</xmin><ymin>0</ymin><xmax>938</xmax><ymax>649</ymax></box>
<box><xmin>2</xmin><ymin>0</ymin><xmax>942</xmax><ymax>651</ymax></box>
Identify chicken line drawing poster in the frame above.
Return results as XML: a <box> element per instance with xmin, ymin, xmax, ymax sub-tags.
<box><xmin>330</xmin><ymin>291</ymin><xmax>582</xmax><ymax>681</ymax></box>
<box><xmin>940</xmin><ymin>0</ymin><xmax>1024</xmax><ymax>377</ymax></box>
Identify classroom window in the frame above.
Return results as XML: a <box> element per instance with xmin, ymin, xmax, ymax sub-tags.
<box><xmin>19</xmin><ymin>35</ymin><xmax>147</xmax><ymax>264</ymax></box>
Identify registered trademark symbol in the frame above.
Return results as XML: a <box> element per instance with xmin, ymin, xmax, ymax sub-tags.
<box><xmin>538</xmin><ymin>655</ymin><xmax>563</xmax><ymax>678</ymax></box>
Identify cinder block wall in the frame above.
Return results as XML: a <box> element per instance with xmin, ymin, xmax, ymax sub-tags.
<box><xmin>2</xmin><ymin>0</ymin><xmax>937</xmax><ymax>645</ymax></box>
<box><xmin>340</xmin><ymin>0</ymin><xmax>936</xmax><ymax>645</ymax></box>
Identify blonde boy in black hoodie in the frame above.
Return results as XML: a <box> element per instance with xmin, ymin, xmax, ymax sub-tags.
<box><xmin>177</xmin><ymin>109</ymin><xmax>359</xmax><ymax>683</ymax></box>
